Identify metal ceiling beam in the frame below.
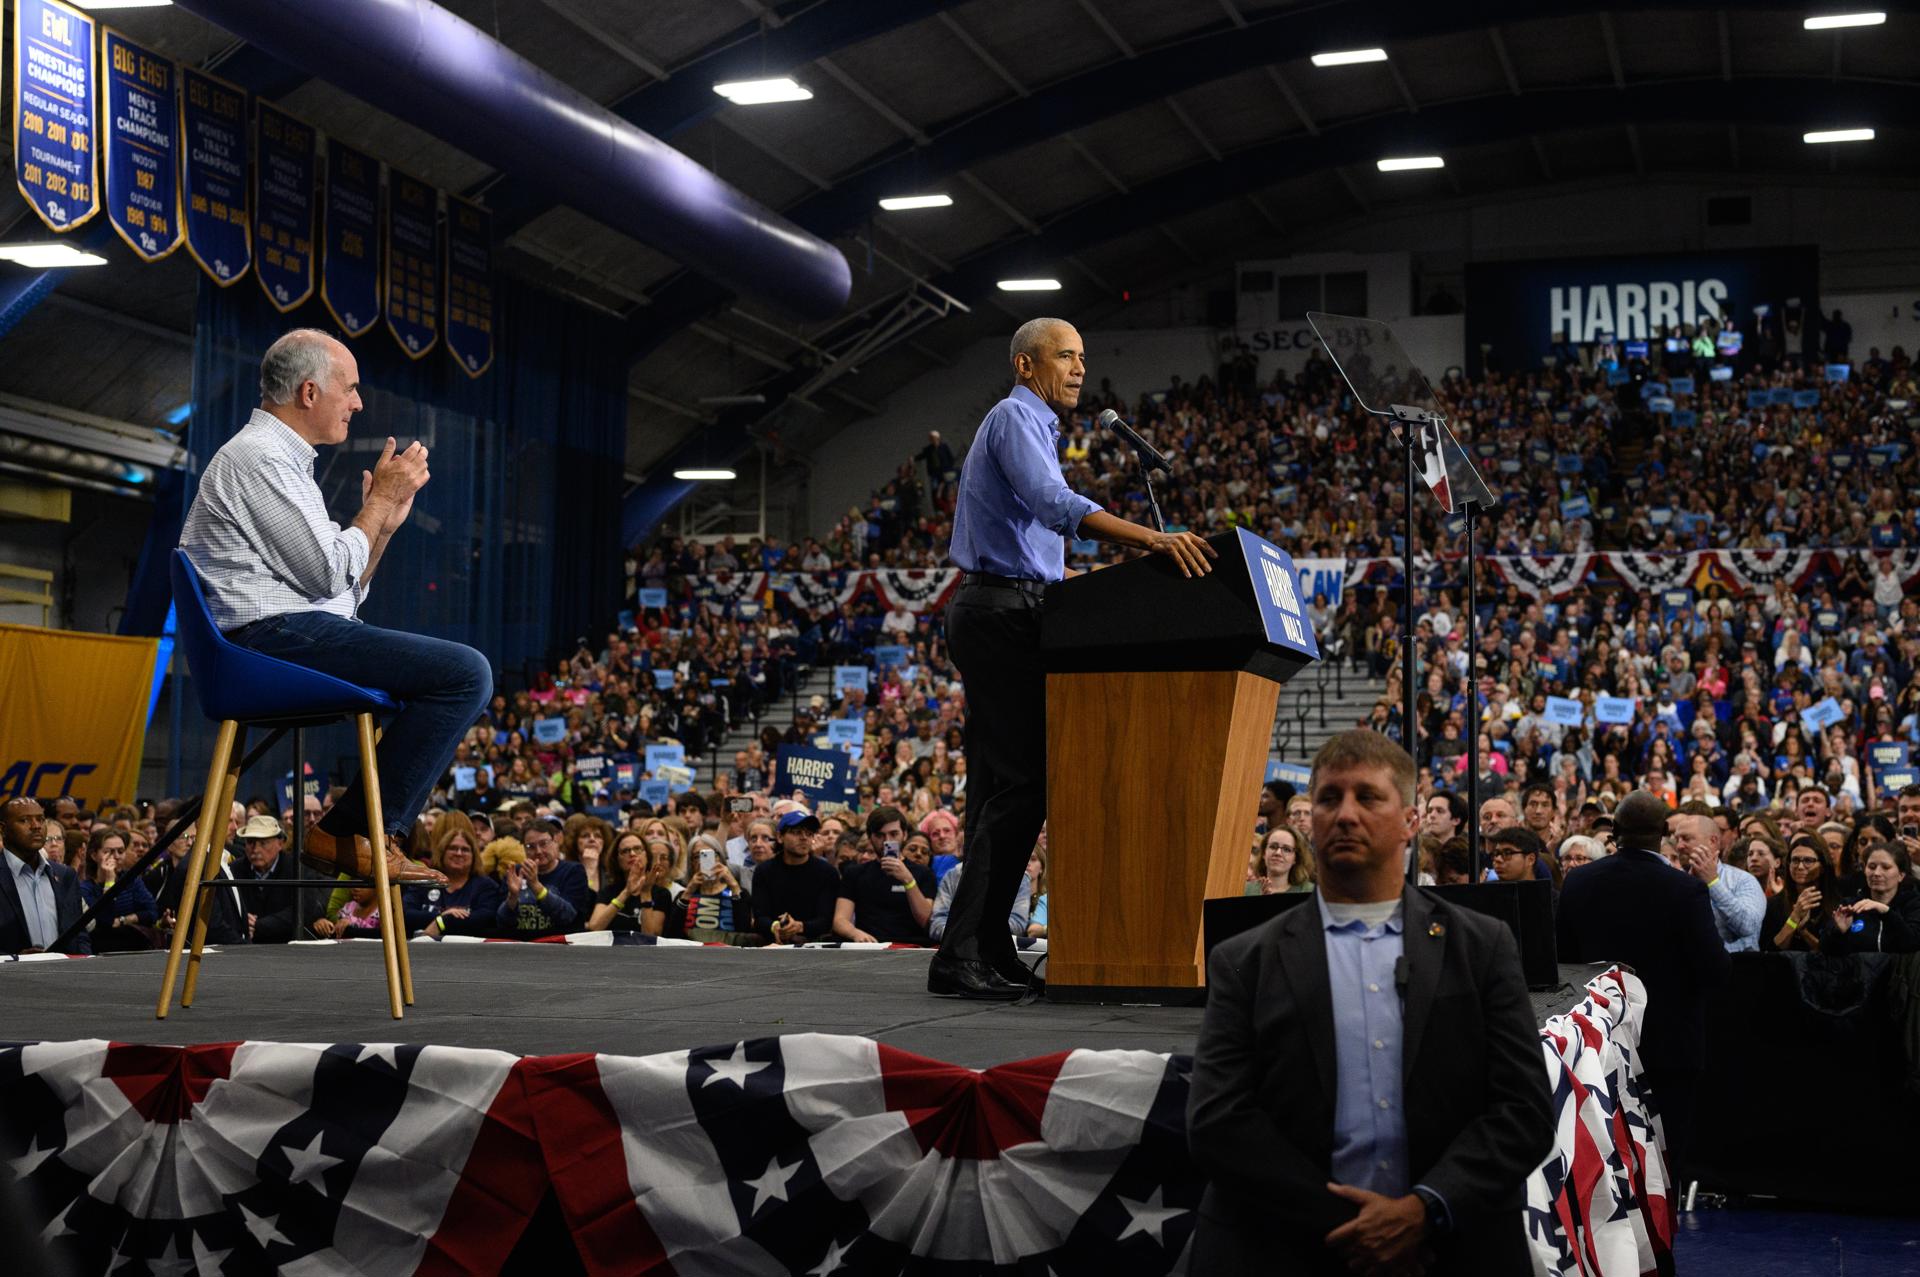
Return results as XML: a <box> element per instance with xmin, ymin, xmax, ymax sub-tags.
<box><xmin>538</xmin><ymin>0</ymin><xmax>670</xmax><ymax>81</ymax></box>
<box><xmin>1600</xmin><ymin>12</ymin><xmax>1627</xmax><ymax>89</ymax></box>
<box><xmin>1718</xmin><ymin>11</ymin><xmax>1734</xmax><ymax>81</ymax></box>
<box><xmin>1078</xmin><ymin>0</ymin><xmax>1136</xmax><ymax>59</ymax></box>
<box><xmin>1386</xmin><ymin>60</ymin><xmax>1423</xmax><ymax>113</ymax></box>
<box><xmin>938</xmin><ymin>12</ymin><xmax>1028</xmax><ymax>96</ymax></box>
<box><xmin>1166</xmin><ymin>98</ymin><xmax>1224</xmax><ymax>162</ymax></box>
<box><xmin>1267</xmin><ymin>67</ymin><xmax>1320</xmax><ymax>135</ymax></box>
<box><xmin>1489</xmin><ymin>27</ymin><xmax>1522</xmax><ymax>94</ymax></box>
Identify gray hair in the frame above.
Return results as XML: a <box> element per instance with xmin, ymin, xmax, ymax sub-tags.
<box><xmin>1559</xmin><ymin>834</ymin><xmax>1606</xmax><ymax>861</ymax></box>
<box><xmin>1009</xmin><ymin>317</ymin><xmax>1067</xmax><ymax>370</ymax></box>
<box><xmin>259</xmin><ymin>328</ymin><xmax>338</xmax><ymax>404</ymax></box>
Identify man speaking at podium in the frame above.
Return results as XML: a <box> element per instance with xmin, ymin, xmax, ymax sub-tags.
<box><xmin>930</xmin><ymin>317</ymin><xmax>1215</xmax><ymax>1000</ymax></box>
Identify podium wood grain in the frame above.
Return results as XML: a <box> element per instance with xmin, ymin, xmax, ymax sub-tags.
<box><xmin>1045</xmin><ymin>668</ymin><xmax>1281</xmax><ymax>992</ymax></box>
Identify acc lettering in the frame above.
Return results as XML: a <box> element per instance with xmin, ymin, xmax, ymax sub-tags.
<box><xmin>0</xmin><ymin>761</ymin><xmax>98</xmax><ymax>800</ymax></box>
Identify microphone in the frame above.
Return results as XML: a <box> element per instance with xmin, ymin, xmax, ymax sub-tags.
<box><xmin>1097</xmin><ymin>409</ymin><xmax>1172</xmax><ymax>474</ymax></box>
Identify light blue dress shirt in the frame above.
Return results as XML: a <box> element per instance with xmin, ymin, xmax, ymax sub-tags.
<box><xmin>948</xmin><ymin>385</ymin><xmax>1100</xmax><ymax>582</ymax></box>
<box><xmin>6</xmin><ymin>849</ymin><xmax>59</xmax><ymax>950</ymax></box>
<box><xmin>1319</xmin><ymin>894</ymin><xmax>1409</xmax><ymax>1197</ymax></box>
<box><xmin>1705</xmin><ymin>857</ymin><xmax>1766</xmax><ymax>952</ymax></box>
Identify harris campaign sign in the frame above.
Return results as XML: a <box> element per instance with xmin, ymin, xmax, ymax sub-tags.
<box><xmin>101</xmin><ymin>28</ymin><xmax>178</xmax><ymax>260</ymax></box>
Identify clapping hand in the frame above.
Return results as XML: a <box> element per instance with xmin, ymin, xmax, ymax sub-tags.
<box><xmin>362</xmin><ymin>437</ymin><xmax>429</xmax><ymax>531</ymax></box>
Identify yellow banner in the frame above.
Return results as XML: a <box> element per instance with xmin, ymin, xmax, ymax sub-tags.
<box><xmin>0</xmin><ymin>624</ymin><xmax>159</xmax><ymax>809</ymax></box>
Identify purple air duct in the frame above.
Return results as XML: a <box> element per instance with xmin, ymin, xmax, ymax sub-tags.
<box><xmin>172</xmin><ymin>0</ymin><xmax>851</xmax><ymax>318</ymax></box>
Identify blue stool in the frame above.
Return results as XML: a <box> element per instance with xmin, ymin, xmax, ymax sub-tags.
<box><xmin>158</xmin><ymin>549</ymin><xmax>413</xmax><ymax>1019</ymax></box>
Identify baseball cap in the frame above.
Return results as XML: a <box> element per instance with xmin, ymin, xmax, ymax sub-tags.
<box><xmin>777</xmin><ymin>810</ymin><xmax>820</xmax><ymax>835</ymax></box>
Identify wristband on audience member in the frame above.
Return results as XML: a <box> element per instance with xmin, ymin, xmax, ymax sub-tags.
<box><xmin>1708</xmin><ymin>876</ymin><xmax>1721</xmax><ymax>888</ymax></box>
<box><xmin>435</xmin><ymin>915</ymin><xmax>447</xmax><ymax>933</ymax></box>
<box><xmin>905</xmin><ymin>881</ymin><xmax>919</xmax><ymax>893</ymax></box>
<box><xmin>1784</xmin><ymin>916</ymin><xmax>1799</xmax><ymax>931</ymax></box>
<box><xmin>611</xmin><ymin>894</ymin><xmax>628</xmax><ymax>910</ymax></box>
<box><xmin>535</xmin><ymin>886</ymin><xmax>547</xmax><ymax>901</ymax></box>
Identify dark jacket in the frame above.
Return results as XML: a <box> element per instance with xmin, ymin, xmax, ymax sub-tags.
<box><xmin>1187</xmin><ymin>886</ymin><xmax>1553</xmax><ymax>1275</ymax></box>
<box><xmin>148</xmin><ymin>852</ymin><xmax>248</xmax><ymax>947</ymax></box>
<box><xmin>1556</xmin><ymin>846</ymin><xmax>1730</xmax><ymax>1076</ymax></box>
<box><xmin>1818</xmin><ymin>880</ymin><xmax>1920</xmax><ymax>955</ymax></box>
<box><xmin>0</xmin><ymin>852</ymin><xmax>92</xmax><ymax>956</ymax></box>
<box><xmin>749</xmin><ymin>855</ymin><xmax>841</xmax><ymax>940</ymax></box>
<box><xmin>234</xmin><ymin>852</ymin><xmax>319</xmax><ymax>944</ymax></box>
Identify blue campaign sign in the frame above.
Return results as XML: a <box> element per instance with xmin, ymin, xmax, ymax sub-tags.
<box><xmin>445</xmin><ymin>194</ymin><xmax>494</xmax><ymax>377</ymax></box>
<box><xmin>1879</xmin><ymin>768</ymin><xmax>1919</xmax><ymax>793</ymax></box>
<box><xmin>1868</xmin><ymin>742</ymin><xmax>1911</xmax><ymax>771</ymax></box>
<box><xmin>613</xmin><ymin>758</ymin><xmax>640</xmax><ymax>790</ymax></box>
<box><xmin>1594</xmin><ymin>695</ymin><xmax>1636</xmax><ymax>725</ymax></box>
<box><xmin>833</xmin><ymin>665</ymin><xmax>869</xmax><ymax>693</ymax></box>
<box><xmin>573</xmin><ymin>754</ymin><xmax>611</xmax><ymax>785</ymax></box>
<box><xmin>275</xmin><ymin>764</ymin><xmax>326</xmax><ymax>816</ymax></box>
<box><xmin>1530</xmin><ymin>444</ymin><xmax>1553</xmax><ymax>464</ymax></box>
<box><xmin>253</xmin><ymin>101</ymin><xmax>316</xmax><ymax>311</ymax></box>
<box><xmin>320</xmin><ymin>138</ymin><xmax>379</xmax><ymax>335</ymax></box>
<box><xmin>826</xmin><ymin>719</ymin><xmax>863</xmax><ymax>747</ymax></box>
<box><xmin>102</xmin><ymin>30</ymin><xmax>179</xmax><ymax>261</ymax></box>
<box><xmin>1646</xmin><ymin>397</ymin><xmax>1675</xmax><ymax>415</ymax></box>
<box><xmin>775</xmin><ymin>744</ymin><xmax>857</xmax><ymax>806</ymax></box>
<box><xmin>1824</xmin><ymin>364</ymin><xmax>1850</xmax><ymax>383</ymax></box>
<box><xmin>871</xmin><ymin>644</ymin><xmax>910</xmax><ymax>669</ymax></box>
<box><xmin>1659</xmin><ymin>588</ymin><xmax>1692</xmax><ymax>620</ymax></box>
<box><xmin>1555</xmin><ymin>453</ymin><xmax>1583</xmax><ymax>474</ymax></box>
<box><xmin>1673</xmin><ymin>410</ymin><xmax>1698</xmax><ymax>428</ymax></box>
<box><xmin>1607</xmin><ymin>369</ymin><xmax>1630</xmax><ymax>386</ymax></box>
<box><xmin>1498</xmin><ymin>458</ymin><xmax>1522</xmax><ymax>475</ymax></box>
<box><xmin>1544</xmin><ymin>696</ymin><xmax>1585</xmax><ymax>727</ymax></box>
<box><xmin>1265</xmin><ymin>760</ymin><xmax>1312</xmax><ymax>788</ymax></box>
<box><xmin>451</xmin><ymin>766</ymin><xmax>479</xmax><ymax>792</ymax></box>
<box><xmin>533</xmin><ymin>717</ymin><xmax>567</xmax><ymax>745</ymax></box>
<box><xmin>180</xmin><ymin>66</ymin><xmax>250</xmax><ymax>285</ymax></box>
<box><xmin>651</xmin><ymin>668</ymin><xmax>677</xmax><ymax>690</ymax></box>
<box><xmin>1560</xmin><ymin>495</ymin><xmax>1591</xmax><ymax>520</ymax></box>
<box><xmin>14</xmin><ymin>0</ymin><xmax>99</xmax><ymax>231</ymax></box>
<box><xmin>645</xmin><ymin>743</ymin><xmax>686</xmax><ymax>774</ymax></box>
<box><xmin>638</xmin><ymin>779</ymin><xmax>670</xmax><ymax>808</ymax></box>
<box><xmin>1767</xmin><ymin>387</ymin><xmax>1793</xmax><ymax>406</ymax></box>
<box><xmin>1670</xmin><ymin>377</ymin><xmax>1695</xmax><ymax>396</ymax></box>
<box><xmin>385</xmin><ymin>169</ymin><xmax>440</xmax><ymax>358</ymax></box>
<box><xmin>1235</xmin><ymin>528</ymin><xmax>1320</xmax><ymax>661</ymax></box>
<box><xmin>1814</xmin><ymin>609</ymin><xmax>1841</xmax><ymax>631</ymax></box>
<box><xmin>1791</xmin><ymin>389</ymin><xmax>1821</xmax><ymax>408</ymax></box>
<box><xmin>1552</xmin><ymin>410</ymin><xmax>1572</xmax><ymax>425</ymax></box>
<box><xmin>1649</xmin><ymin>507</ymin><xmax>1673</xmax><ymax>526</ymax></box>
<box><xmin>1800</xmin><ymin>698</ymin><xmax>1845</xmax><ymax>732</ymax></box>
<box><xmin>1642</xmin><ymin>381</ymin><xmax>1668</xmax><ymax>398</ymax></box>
<box><xmin>1746</xmin><ymin>390</ymin><xmax>1771</xmax><ymax>409</ymax></box>
<box><xmin>638</xmin><ymin>587</ymin><xmax>668</xmax><ymax>608</ymax></box>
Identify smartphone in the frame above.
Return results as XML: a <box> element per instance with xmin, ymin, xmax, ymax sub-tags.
<box><xmin>882</xmin><ymin>841</ymin><xmax>900</xmax><ymax>859</ymax></box>
<box><xmin>729</xmin><ymin>797</ymin><xmax>754</xmax><ymax>813</ymax></box>
<box><xmin>698</xmin><ymin>847</ymin><xmax>717</xmax><ymax>873</ymax></box>
<box><xmin>1903</xmin><ymin>824</ymin><xmax>1919</xmax><ymax>840</ymax></box>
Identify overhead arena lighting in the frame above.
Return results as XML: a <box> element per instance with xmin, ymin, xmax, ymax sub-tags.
<box><xmin>1376</xmin><ymin>155</ymin><xmax>1445</xmax><ymax>171</ymax></box>
<box><xmin>1803</xmin><ymin>12</ymin><xmax>1887</xmax><ymax>29</ymax></box>
<box><xmin>672</xmin><ymin>468</ymin><xmax>738</xmax><ymax>481</ymax></box>
<box><xmin>712</xmin><ymin>78</ymin><xmax>812</xmax><ymax>105</ymax></box>
<box><xmin>1803</xmin><ymin>127</ymin><xmax>1875</xmax><ymax>143</ymax></box>
<box><xmin>997</xmin><ymin>278</ymin><xmax>1063</xmax><ymax>291</ymax></box>
<box><xmin>1310</xmin><ymin>48</ymin><xmax>1389</xmax><ymax>67</ymax></box>
<box><xmin>0</xmin><ymin>243</ymin><xmax>110</xmax><ymax>268</ymax></box>
<box><xmin>70</xmin><ymin>0</ymin><xmax>173</xmax><ymax>9</ymax></box>
<box><xmin>878</xmin><ymin>194</ymin><xmax>954</xmax><ymax>211</ymax></box>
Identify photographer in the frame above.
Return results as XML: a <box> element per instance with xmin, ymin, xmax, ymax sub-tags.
<box><xmin>835</xmin><ymin>805</ymin><xmax>935</xmax><ymax>944</ymax></box>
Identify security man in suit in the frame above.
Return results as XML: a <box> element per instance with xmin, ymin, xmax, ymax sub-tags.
<box><xmin>1189</xmin><ymin>731</ymin><xmax>1552</xmax><ymax>1274</ymax></box>
<box><xmin>1557</xmin><ymin>789</ymin><xmax>1729</xmax><ymax>1180</ymax></box>
<box><xmin>1</xmin><ymin>798</ymin><xmax>92</xmax><ymax>956</ymax></box>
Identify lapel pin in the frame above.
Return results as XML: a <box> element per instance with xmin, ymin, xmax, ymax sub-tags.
<box><xmin>1428</xmin><ymin>922</ymin><xmax>1445</xmax><ymax>938</ymax></box>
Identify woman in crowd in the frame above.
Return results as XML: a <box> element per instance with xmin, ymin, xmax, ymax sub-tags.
<box><xmin>561</xmin><ymin>814</ymin><xmax>615</xmax><ymax>894</ymax></box>
<box><xmin>79</xmin><ymin>825</ymin><xmax>158</xmax><ymax>950</ymax></box>
<box><xmin>1764</xmin><ymin>833</ymin><xmax>1840</xmax><ymax>953</ymax></box>
<box><xmin>678</xmin><ymin>836</ymin><xmax>749</xmax><ymax>942</ymax></box>
<box><xmin>1024</xmin><ymin>848</ymin><xmax>1048</xmax><ymax>939</ymax></box>
<box><xmin>587</xmin><ymin>830</ymin><xmax>675</xmax><ymax>935</ymax></box>
<box><xmin>1557</xmin><ymin>834</ymin><xmax>1604</xmax><ymax>873</ymax></box>
<box><xmin>1817</xmin><ymin>822</ymin><xmax>1858</xmax><ymax>880</ymax></box>
<box><xmin>739</xmin><ymin>816</ymin><xmax>777</xmax><ymax>891</ymax></box>
<box><xmin>1820</xmin><ymin>843</ymin><xmax>1920</xmax><ymax>954</ymax></box>
<box><xmin>42</xmin><ymin>820</ymin><xmax>72</xmax><ymax>871</ymax></box>
<box><xmin>402</xmin><ymin>811</ymin><xmax>502</xmax><ymax>938</ymax></box>
<box><xmin>1245</xmin><ymin>826</ymin><xmax>1314</xmax><ymax>896</ymax></box>
<box><xmin>1741</xmin><ymin>830</ymin><xmax>1787</xmax><ymax>900</ymax></box>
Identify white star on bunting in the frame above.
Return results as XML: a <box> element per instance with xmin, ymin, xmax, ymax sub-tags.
<box><xmin>144</xmin><ymin>1232</ymin><xmax>198</xmax><ymax>1277</ymax></box>
<box><xmin>700</xmin><ymin>1042</ymin><xmax>770</xmax><ymax>1090</ymax></box>
<box><xmin>281</xmin><ymin>1131</ymin><xmax>343</xmax><ymax>1189</ymax></box>
<box><xmin>15</xmin><ymin>1132</ymin><xmax>58</xmax><ymax>1176</ymax></box>
<box><xmin>743</xmin><ymin>1155</ymin><xmax>800</xmax><ymax>1214</ymax></box>
<box><xmin>192</xmin><ymin>1230</ymin><xmax>234</xmax><ymax>1275</ymax></box>
<box><xmin>237</xmin><ymin>1203</ymin><xmax>291</xmax><ymax>1249</ymax></box>
<box><xmin>354</xmin><ymin>1043</ymin><xmax>401</xmax><ymax>1068</ymax></box>
<box><xmin>807</xmin><ymin>1235</ymin><xmax>855</xmax><ymax>1276</ymax></box>
<box><xmin>1116</xmin><ymin>1186</ymin><xmax>1184</xmax><ymax>1245</ymax></box>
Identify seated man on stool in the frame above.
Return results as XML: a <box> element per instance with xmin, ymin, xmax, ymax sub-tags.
<box><xmin>180</xmin><ymin>329</ymin><xmax>492</xmax><ymax>886</ymax></box>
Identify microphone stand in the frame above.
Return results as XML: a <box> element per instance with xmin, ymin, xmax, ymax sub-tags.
<box><xmin>1139</xmin><ymin>452</ymin><xmax>1166</xmax><ymax>533</ymax></box>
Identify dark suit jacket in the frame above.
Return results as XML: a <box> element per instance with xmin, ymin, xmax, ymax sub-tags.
<box><xmin>148</xmin><ymin>853</ymin><xmax>249</xmax><ymax>947</ymax></box>
<box><xmin>1187</xmin><ymin>886</ymin><xmax>1552</xmax><ymax>1275</ymax></box>
<box><xmin>0</xmin><ymin>853</ymin><xmax>92</xmax><ymax>956</ymax></box>
<box><xmin>1556</xmin><ymin>848</ymin><xmax>1729</xmax><ymax>1076</ymax></box>
<box><xmin>235</xmin><ymin>852</ymin><xmax>321</xmax><ymax>944</ymax></box>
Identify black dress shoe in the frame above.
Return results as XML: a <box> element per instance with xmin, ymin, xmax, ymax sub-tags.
<box><xmin>927</xmin><ymin>955</ymin><xmax>1024</xmax><ymax>1000</ymax></box>
<box><xmin>992</xmin><ymin>955</ymin><xmax>1043</xmax><ymax>992</ymax></box>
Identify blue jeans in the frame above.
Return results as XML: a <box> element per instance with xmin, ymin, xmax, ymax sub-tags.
<box><xmin>230</xmin><ymin>612</ymin><xmax>492</xmax><ymax>838</ymax></box>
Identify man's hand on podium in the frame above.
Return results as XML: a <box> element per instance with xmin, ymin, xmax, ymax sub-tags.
<box><xmin>1145</xmin><ymin>529</ymin><xmax>1216</xmax><ymax>578</ymax></box>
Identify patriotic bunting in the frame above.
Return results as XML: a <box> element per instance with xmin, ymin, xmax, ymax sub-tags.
<box><xmin>871</xmin><ymin>568</ymin><xmax>963</xmax><ymax>614</ymax></box>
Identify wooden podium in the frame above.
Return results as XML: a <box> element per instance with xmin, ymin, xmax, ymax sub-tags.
<box><xmin>1039</xmin><ymin>529</ymin><xmax>1320</xmax><ymax>1003</ymax></box>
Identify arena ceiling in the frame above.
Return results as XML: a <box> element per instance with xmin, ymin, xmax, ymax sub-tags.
<box><xmin>2</xmin><ymin>0</ymin><xmax>1917</xmax><ymax>494</ymax></box>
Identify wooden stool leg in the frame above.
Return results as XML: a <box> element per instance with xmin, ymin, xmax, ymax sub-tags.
<box><xmin>392</xmin><ymin>883</ymin><xmax>415</xmax><ymax>1005</ymax></box>
<box><xmin>182</xmin><ymin>725</ymin><xmax>246</xmax><ymax>1008</ymax></box>
<box><xmin>157</xmin><ymin>721</ymin><xmax>236</xmax><ymax>1019</ymax></box>
<box><xmin>357</xmin><ymin>713</ymin><xmax>404</xmax><ymax>1020</ymax></box>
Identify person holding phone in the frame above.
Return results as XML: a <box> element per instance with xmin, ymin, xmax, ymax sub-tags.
<box><xmin>835</xmin><ymin>805</ymin><xmax>935</xmax><ymax>944</ymax></box>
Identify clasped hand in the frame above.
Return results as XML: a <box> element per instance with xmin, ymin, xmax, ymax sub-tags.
<box><xmin>360</xmin><ymin>437</ymin><xmax>430</xmax><ymax>531</ymax></box>
<box><xmin>1323</xmin><ymin>1183</ymin><xmax>1431</xmax><ymax>1276</ymax></box>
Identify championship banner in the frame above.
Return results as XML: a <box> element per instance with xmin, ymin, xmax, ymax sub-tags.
<box><xmin>444</xmin><ymin>194</ymin><xmax>494</xmax><ymax>377</ymax></box>
<box><xmin>321</xmin><ymin>138</ymin><xmax>380</xmax><ymax>336</ymax></box>
<box><xmin>0</xmin><ymin>625</ymin><xmax>159</xmax><ymax>809</ymax></box>
<box><xmin>13</xmin><ymin>0</ymin><xmax>99</xmax><ymax>231</ymax></box>
<box><xmin>100</xmin><ymin>29</ymin><xmax>178</xmax><ymax>261</ymax></box>
<box><xmin>252</xmin><ymin>101</ymin><xmax>316</xmax><ymax>312</ymax></box>
<box><xmin>179</xmin><ymin>66</ymin><xmax>250</xmax><ymax>285</ymax></box>
<box><xmin>384</xmin><ymin>169</ymin><xmax>440</xmax><ymax>358</ymax></box>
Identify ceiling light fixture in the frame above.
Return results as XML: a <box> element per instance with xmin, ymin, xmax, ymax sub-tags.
<box><xmin>1802</xmin><ymin>127</ymin><xmax>1875</xmax><ymax>143</ymax></box>
<box><xmin>712</xmin><ymin>78</ymin><xmax>812</xmax><ymax>105</ymax></box>
<box><xmin>1803</xmin><ymin>12</ymin><xmax>1886</xmax><ymax>30</ymax></box>
<box><xmin>997</xmin><ymin>278</ymin><xmax>1063</xmax><ymax>292</ymax></box>
<box><xmin>672</xmin><ymin>468</ymin><xmax>738</xmax><ymax>481</ymax></box>
<box><xmin>0</xmin><ymin>243</ymin><xmax>110</xmax><ymax>268</ymax></box>
<box><xmin>70</xmin><ymin>0</ymin><xmax>173</xmax><ymax>9</ymax></box>
<box><xmin>1376</xmin><ymin>155</ymin><xmax>1445</xmax><ymax>171</ymax></box>
<box><xmin>878</xmin><ymin>194</ymin><xmax>954</xmax><ymax>211</ymax></box>
<box><xmin>1310</xmin><ymin>48</ymin><xmax>1389</xmax><ymax>67</ymax></box>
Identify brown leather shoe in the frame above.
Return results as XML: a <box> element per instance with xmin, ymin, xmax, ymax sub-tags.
<box><xmin>301</xmin><ymin>825</ymin><xmax>447</xmax><ymax>885</ymax></box>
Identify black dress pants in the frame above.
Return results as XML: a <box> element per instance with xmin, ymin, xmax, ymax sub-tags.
<box><xmin>939</xmin><ymin>583</ymin><xmax>1046</xmax><ymax>965</ymax></box>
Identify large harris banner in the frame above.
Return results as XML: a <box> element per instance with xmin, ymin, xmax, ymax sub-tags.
<box><xmin>444</xmin><ymin>195</ymin><xmax>495</xmax><ymax>377</ymax></box>
<box><xmin>384</xmin><ymin>169</ymin><xmax>440</xmax><ymax>358</ymax></box>
<box><xmin>321</xmin><ymin>139</ymin><xmax>380</xmax><ymax>337</ymax></box>
<box><xmin>179</xmin><ymin>66</ymin><xmax>250</xmax><ymax>285</ymax></box>
<box><xmin>253</xmin><ymin>101</ymin><xmax>316</xmax><ymax>311</ymax></box>
<box><xmin>101</xmin><ymin>29</ymin><xmax>179</xmax><ymax>261</ymax></box>
<box><xmin>1464</xmin><ymin>245</ymin><xmax>1819</xmax><ymax>374</ymax></box>
<box><xmin>0</xmin><ymin>625</ymin><xmax>158</xmax><ymax>809</ymax></box>
<box><xmin>13</xmin><ymin>0</ymin><xmax>99</xmax><ymax>231</ymax></box>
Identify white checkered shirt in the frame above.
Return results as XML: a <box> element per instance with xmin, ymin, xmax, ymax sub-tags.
<box><xmin>179</xmin><ymin>409</ymin><xmax>370</xmax><ymax>631</ymax></box>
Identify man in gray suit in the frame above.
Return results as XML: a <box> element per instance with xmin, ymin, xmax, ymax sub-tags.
<box><xmin>1188</xmin><ymin>731</ymin><xmax>1551</xmax><ymax>1274</ymax></box>
<box><xmin>2</xmin><ymin>798</ymin><xmax>91</xmax><ymax>956</ymax></box>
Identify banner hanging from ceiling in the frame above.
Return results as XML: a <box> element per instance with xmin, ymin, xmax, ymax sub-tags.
<box><xmin>253</xmin><ymin>101</ymin><xmax>316</xmax><ymax>312</ymax></box>
<box><xmin>179</xmin><ymin>66</ymin><xmax>250</xmax><ymax>285</ymax></box>
<box><xmin>444</xmin><ymin>195</ymin><xmax>494</xmax><ymax>377</ymax></box>
<box><xmin>13</xmin><ymin>0</ymin><xmax>99</xmax><ymax>232</ymax></box>
<box><xmin>101</xmin><ymin>29</ymin><xmax>180</xmax><ymax>261</ymax></box>
<box><xmin>384</xmin><ymin>170</ymin><xmax>440</xmax><ymax>358</ymax></box>
<box><xmin>321</xmin><ymin>138</ymin><xmax>380</xmax><ymax>337</ymax></box>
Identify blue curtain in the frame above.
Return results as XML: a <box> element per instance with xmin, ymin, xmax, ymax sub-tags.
<box><xmin>125</xmin><ymin>273</ymin><xmax>625</xmax><ymax>799</ymax></box>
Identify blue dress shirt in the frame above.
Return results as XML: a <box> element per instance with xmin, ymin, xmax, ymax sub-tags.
<box><xmin>948</xmin><ymin>385</ymin><xmax>1100</xmax><ymax>582</ymax></box>
<box><xmin>1318</xmin><ymin>894</ymin><xmax>1409</xmax><ymax>1198</ymax></box>
<box><xmin>6</xmin><ymin>849</ymin><xmax>60</xmax><ymax>949</ymax></box>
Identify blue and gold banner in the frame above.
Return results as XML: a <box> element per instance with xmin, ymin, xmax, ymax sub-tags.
<box><xmin>101</xmin><ymin>29</ymin><xmax>179</xmax><ymax>261</ymax></box>
<box><xmin>13</xmin><ymin>0</ymin><xmax>99</xmax><ymax>231</ymax></box>
<box><xmin>179</xmin><ymin>65</ymin><xmax>250</xmax><ymax>286</ymax></box>
<box><xmin>253</xmin><ymin>101</ymin><xmax>315</xmax><ymax>311</ymax></box>
<box><xmin>444</xmin><ymin>195</ymin><xmax>494</xmax><ymax>378</ymax></box>
<box><xmin>384</xmin><ymin>171</ymin><xmax>440</xmax><ymax>359</ymax></box>
<box><xmin>321</xmin><ymin>138</ymin><xmax>380</xmax><ymax>337</ymax></box>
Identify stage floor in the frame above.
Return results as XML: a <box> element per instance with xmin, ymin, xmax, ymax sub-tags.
<box><xmin>3</xmin><ymin>943</ymin><xmax>1599</xmax><ymax>1064</ymax></box>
